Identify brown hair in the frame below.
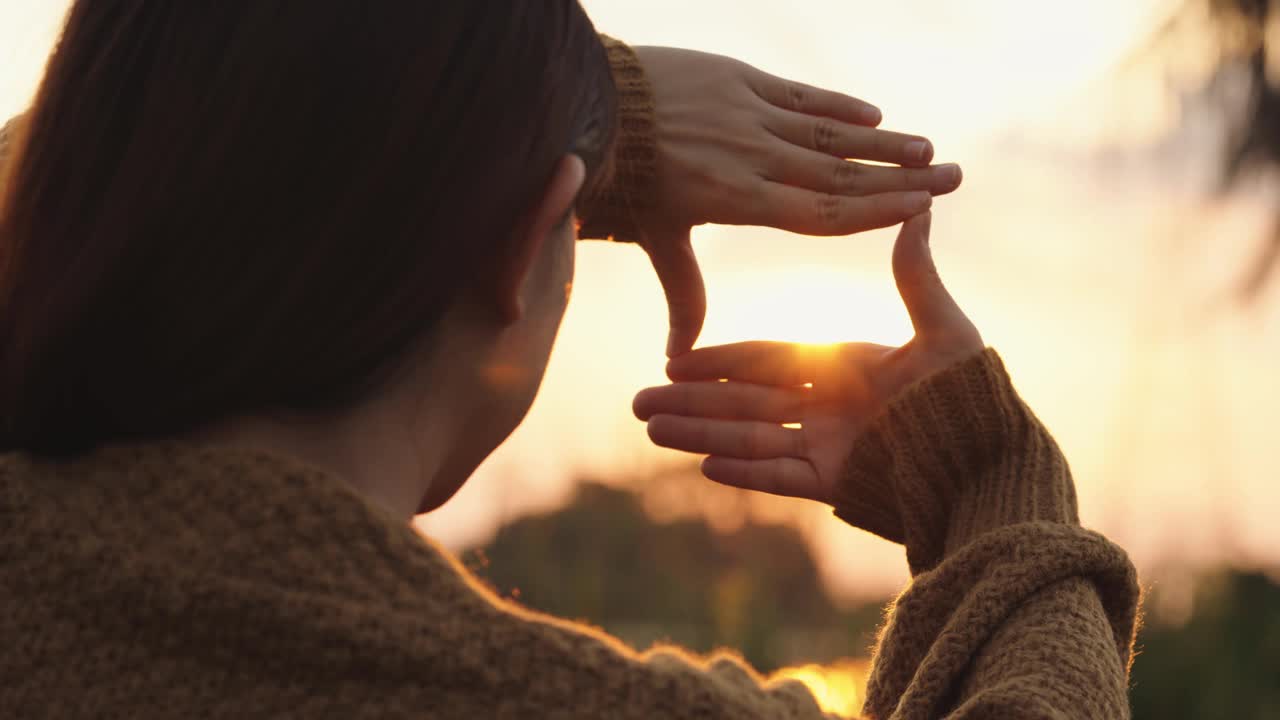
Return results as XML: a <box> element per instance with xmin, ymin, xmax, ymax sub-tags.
<box><xmin>0</xmin><ymin>2</ymin><xmax>616</xmax><ymax>456</ymax></box>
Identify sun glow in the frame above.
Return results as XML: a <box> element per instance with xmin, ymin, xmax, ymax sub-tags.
<box><xmin>700</xmin><ymin>267</ymin><xmax>913</xmax><ymax>348</ymax></box>
<box><xmin>772</xmin><ymin>659</ymin><xmax>870</xmax><ymax>716</ymax></box>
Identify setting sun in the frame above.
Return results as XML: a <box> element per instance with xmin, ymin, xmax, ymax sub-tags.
<box><xmin>701</xmin><ymin>266</ymin><xmax>913</xmax><ymax>348</ymax></box>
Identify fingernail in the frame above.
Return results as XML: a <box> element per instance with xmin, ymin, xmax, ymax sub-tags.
<box><xmin>905</xmin><ymin>140</ymin><xmax>933</xmax><ymax>164</ymax></box>
<box><xmin>904</xmin><ymin>191</ymin><xmax>932</xmax><ymax>214</ymax></box>
<box><xmin>666</xmin><ymin>332</ymin><xmax>678</xmax><ymax>358</ymax></box>
<box><xmin>861</xmin><ymin>106</ymin><xmax>883</xmax><ymax>125</ymax></box>
<box><xmin>939</xmin><ymin>163</ymin><xmax>962</xmax><ymax>187</ymax></box>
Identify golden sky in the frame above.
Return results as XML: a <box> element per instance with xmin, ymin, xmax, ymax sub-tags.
<box><xmin>4</xmin><ymin>0</ymin><xmax>1277</xmax><ymax>601</ymax></box>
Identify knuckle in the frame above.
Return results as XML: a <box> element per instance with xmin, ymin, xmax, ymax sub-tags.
<box><xmin>812</xmin><ymin>193</ymin><xmax>843</xmax><ymax>232</ymax></box>
<box><xmin>914</xmin><ymin>261</ymin><xmax>943</xmax><ymax>286</ymax></box>
<box><xmin>832</xmin><ymin>161</ymin><xmax>858</xmax><ymax>193</ymax></box>
<box><xmin>811</xmin><ymin>119</ymin><xmax>837</xmax><ymax>154</ymax></box>
<box><xmin>786</xmin><ymin>81</ymin><xmax>808</xmax><ymax>112</ymax></box>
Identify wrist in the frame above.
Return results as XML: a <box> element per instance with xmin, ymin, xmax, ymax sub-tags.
<box><xmin>577</xmin><ymin>36</ymin><xmax>658</xmax><ymax>242</ymax></box>
<box><xmin>834</xmin><ymin>349</ymin><xmax>1077</xmax><ymax>574</ymax></box>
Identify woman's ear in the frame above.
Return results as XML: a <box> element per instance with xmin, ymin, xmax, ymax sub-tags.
<box><xmin>495</xmin><ymin>154</ymin><xmax>586</xmax><ymax>324</ymax></box>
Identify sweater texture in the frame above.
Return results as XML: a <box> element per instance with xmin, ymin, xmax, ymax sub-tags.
<box><xmin>0</xmin><ymin>351</ymin><xmax>1139</xmax><ymax>718</ymax></box>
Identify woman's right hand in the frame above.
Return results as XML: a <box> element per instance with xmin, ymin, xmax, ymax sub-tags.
<box><xmin>632</xmin><ymin>213</ymin><xmax>983</xmax><ymax>505</ymax></box>
<box><xmin>623</xmin><ymin>45</ymin><xmax>962</xmax><ymax>357</ymax></box>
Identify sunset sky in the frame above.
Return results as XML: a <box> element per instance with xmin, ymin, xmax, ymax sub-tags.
<box><xmin>3</xmin><ymin>0</ymin><xmax>1277</xmax><ymax>603</ymax></box>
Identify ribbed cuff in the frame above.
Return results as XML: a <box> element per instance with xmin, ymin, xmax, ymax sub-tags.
<box><xmin>859</xmin><ymin>522</ymin><xmax>1139</xmax><ymax>719</ymax></box>
<box><xmin>577</xmin><ymin>36</ymin><xmax>658</xmax><ymax>243</ymax></box>
<box><xmin>834</xmin><ymin>349</ymin><xmax>1078</xmax><ymax>575</ymax></box>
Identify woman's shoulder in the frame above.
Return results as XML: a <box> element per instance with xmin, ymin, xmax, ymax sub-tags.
<box><xmin>0</xmin><ymin>442</ymin><xmax>473</xmax><ymax>608</ymax></box>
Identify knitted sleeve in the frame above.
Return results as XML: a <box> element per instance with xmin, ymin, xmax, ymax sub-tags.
<box><xmin>834</xmin><ymin>349</ymin><xmax>1139</xmax><ymax>719</ymax></box>
<box><xmin>433</xmin><ymin>350</ymin><xmax>1136</xmax><ymax>719</ymax></box>
<box><xmin>576</xmin><ymin>35</ymin><xmax>658</xmax><ymax>243</ymax></box>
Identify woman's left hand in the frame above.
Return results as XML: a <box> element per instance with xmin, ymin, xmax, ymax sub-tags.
<box><xmin>631</xmin><ymin>213</ymin><xmax>982</xmax><ymax>505</ymax></box>
<box><xmin>632</xmin><ymin>46</ymin><xmax>963</xmax><ymax>356</ymax></box>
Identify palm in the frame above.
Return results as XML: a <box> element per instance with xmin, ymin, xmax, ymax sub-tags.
<box><xmin>794</xmin><ymin>389</ymin><xmax>863</xmax><ymax>502</ymax></box>
<box><xmin>796</xmin><ymin>343</ymin><xmax>909</xmax><ymax>497</ymax></box>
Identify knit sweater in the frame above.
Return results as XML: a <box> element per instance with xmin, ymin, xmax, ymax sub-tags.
<box><xmin>0</xmin><ymin>351</ymin><xmax>1138</xmax><ymax>719</ymax></box>
<box><xmin>0</xmin><ymin>36</ymin><xmax>1137</xmax><ymax>719</ymax></box>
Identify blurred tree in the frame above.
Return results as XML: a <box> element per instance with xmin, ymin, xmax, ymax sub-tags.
<box><xmin>1152</xmin><ymin>0</ymin><xmax>1280</xmax><ymax>294</ymax></box>
<box><xmin>1121</xmin><ymin>10</ymin><xmax>1280</xmax><ymax>711</ymax></box>
<box><xmin>1129</xmin><ymin>569</ymin><xmax>1280</xmax><ymax>719</ymax></box>
<box><xmin>469</xmin><ymin>477</ymin><xmax>1280</xmax><ymax>717</ymax></box>
<box><xmin>470</xmin><ymin>480</ymin><xmax>883</xmax><ymax>673</ymax></box>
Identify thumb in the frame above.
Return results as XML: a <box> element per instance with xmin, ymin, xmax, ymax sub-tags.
<box><xmin>891</xmin><ymin>212</ymin><xmax>965</xmax><ymax>336</ymax></box>
<box><xmin>643</xmin><ymin>228</ymin><xmax>706</xmax><ymax>357</ymax></box>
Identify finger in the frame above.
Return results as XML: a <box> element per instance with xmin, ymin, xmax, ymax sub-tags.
<box><xmin>647</xmin><ymin>414</ymin><xmax>803</xmax><ymax>459</ymax></box>
<box><xmin>701</xmin><ymin>456</ymin><xmax>825</xmax><ymax>502</ymax></box>
<box><xmin>892</xmin><ymin>212</ymin><xmax>965</xmax><ymax>335</ymax></box>
<box><xmin>642</xmin><ymin>228</ymin><xmax>705</xmax><ymax>357</ymax></box>
<box><xmin>766</xmin><ymin>145</ymin><xmax>963</xmax><ymax>197</ymax></box>
<box><xmin>744</xmin><ymin>183</ymin><xmax>932</xmax><ymax>236</ymax></box>
<box><xmin>665</xmin><ymin>341</ymin><xmax>828</xmax><ymax>385</ymax></box>
<box><xmin>765</xmin><ymin>109</ymin><xmax>934</xmax><ymax>166</ymax></box>
<box><xmin>751</xmin><ymin>72</ymin><xmax>882</xmax><ymax>126</ymax></box>
<box><xmin>633</xmin><ymin>382</ymin><xmax>808</xmax><ymax>423</ymax></box>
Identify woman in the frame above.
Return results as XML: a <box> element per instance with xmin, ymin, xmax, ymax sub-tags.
<box><xmin>0</xmin><ymin>2</ymin><xmax>1137</xmax><ymax>718</ymax></box>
